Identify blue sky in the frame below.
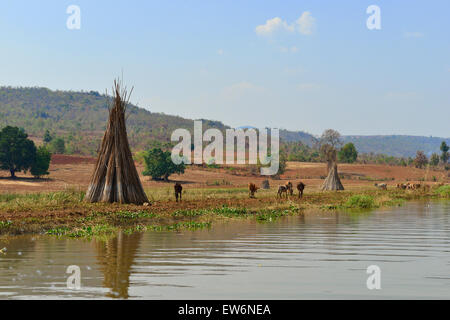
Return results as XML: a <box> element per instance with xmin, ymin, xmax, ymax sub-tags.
<box><xmin>0</xmin><ymin>0</ymin><xmax>449</xmax><ymax>137</ymax></box>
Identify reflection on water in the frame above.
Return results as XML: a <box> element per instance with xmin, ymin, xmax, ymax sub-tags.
<box><xmin>95</xmin><ymin>233</ymin><xmax>142</xmax><ymax>299</ymax></box>
<box><xmin>0</xmin><ymin>201</ymin><xmax>449</xmax><ymax>299</ymax></box>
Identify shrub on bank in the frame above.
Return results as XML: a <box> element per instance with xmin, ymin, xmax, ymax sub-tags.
<box><xmin>434</xmin><ymin>185</ymin><xmax>450</xmax><ymax>198</ymax></box>
<box><xmin>345</xmin><ymin>195</ymin><xmax>375</xmax><ymax>209</ymax></box>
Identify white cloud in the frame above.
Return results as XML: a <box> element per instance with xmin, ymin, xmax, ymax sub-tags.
<box><xmin>255</xmin><ymin>17</ymin><xmax>293</xmax><ymax>36</ymax></box>
<box><xmin>217</xmin><ymin>49</ymin><xmax>224</xmax><ymax>55</ymax></box>
<box><xmin>404</xmin><ymin>32</ymin><xmax>424</xmax><ymax>38</ymax></box>
<box><xmin>296</xmin><ymin>11</ymin><xmax>315</xmax><ymax>35</ymax></box>
<box><xmin>255</xmin><ymin>12</ymin><xmax>315</xmax><ymax>36</ymax></box>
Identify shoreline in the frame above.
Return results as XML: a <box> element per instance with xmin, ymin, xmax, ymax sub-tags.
<box><xmin>1</xmin><ymin>185</ymin><xmax>449</xmax><ymax>238</ymax></box>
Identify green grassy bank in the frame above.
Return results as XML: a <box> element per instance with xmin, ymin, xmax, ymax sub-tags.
<box><xmin>0</xmin><ymin>185</ymin><xmax>448</xmax><ymax>239</ymax></box>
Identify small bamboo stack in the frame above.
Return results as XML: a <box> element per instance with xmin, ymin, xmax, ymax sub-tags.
<box><xmin>321</xmin><ymin>162</ymin><xmax>344</xmax><ymax>191</ymax></box>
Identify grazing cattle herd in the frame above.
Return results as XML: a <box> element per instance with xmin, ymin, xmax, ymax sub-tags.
<box><xmin>373</xmin><ymin>182</ymin><xmax>432</xmax><ymax>191</ymax></box>
<box><xmin>171</xmin><ymin>180</ymin><xmax>308</xmax><ymax>202</ymax></box>
<box><xmin>171</xmin><ymin>179</ymin><xmax>437</xmax><ymax>202</ymax></box>
<box><xmin>396</xmin><ymin>182</ymin><xmax>421</xmax><ymax>190</ymax></box>
<box><xmin>274</xmin><ymin>181</ymin><xmax>306</xmax><ymax>199</ymax></box>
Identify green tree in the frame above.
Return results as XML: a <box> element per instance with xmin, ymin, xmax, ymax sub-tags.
<box><xmin>30</xmin><ymin>146</ymin><xmax>52</xmax><ymax>178</ymax></box>
<box><xmin>0</xmin><ymin>126</ymin><xmax>37</xmax><ymax>178</ymax></box>
<box><xmin>414</xmin><ymin>151</ymin><xmax>428</xmax><ymax>169</ymax></box>
<box><xmin>142</xmin><ymin>148</ymin><xmax>185</xmax><ymax>181</ymax></box>
<box><xmin>50</xmin><ymin>137</ymin><xmax>66</xmax><ymax>154</ymax></box>
<box><xmin>400</xmin><ymin>158</ymin><xmax>407</xmax><ymax>167</ymax></box>
<box><xmin>440</xmin><ymin>141</ymin><xmax>449</xmax><ymax>164</ymax></box>
<box><xmin>429</xmin><ymin>153</ymin><xmax>440</xmax><ymax>166</ymax></box>
<box><xmin>277</xmin><ymin>150</ymin><xmax>287</xmax><ymax>175</ymax></box>
<box><xmin>338</xmin><ymin>143</ymin><xmax>358</xmax><ymax>163</ymax></box>
<box><xmin>407</xmin><ymin>157</ymin><xmax>414</xmax><ymax>166</ymax></box>
<box><xmin>43</xmin><ymin>130</ymin><xmax>53</xmax><ymax>143</ymax></box>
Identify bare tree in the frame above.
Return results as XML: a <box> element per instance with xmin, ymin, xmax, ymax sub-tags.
<box><xmin>414</xmin><ymin>151</ymin><xmax>428</xmax><ymax>169</ymax></box>
<box><xmin>319</xmin><ymin>129</ymin><xmax>342</xmax><ymax>171</ymax></box>
<box><xmin>320</xmin><ymin>129</ymin><xmax>342</xmax><ymax>149</ymax></box>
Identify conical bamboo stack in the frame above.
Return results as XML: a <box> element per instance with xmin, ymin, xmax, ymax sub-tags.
<box><xmin>321</xmin><ymin>162</ymin><xmax>344</xmax><ymax>191</ymax></box>
<box><xmin>85</xmin><ymin>80</ymin><xmax>149</xmax><ymax>205</ymax></box>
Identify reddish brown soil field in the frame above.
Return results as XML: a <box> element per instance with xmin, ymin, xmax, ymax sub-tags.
<box><xmin>0</xmin><ymin>156</ymin><xmax>447</xmax><ymax>194</ymax></box>
<box><xmin>50</xmin><ymin>154</ymin><xmax>97</xmax><ymax>165</ymax></box>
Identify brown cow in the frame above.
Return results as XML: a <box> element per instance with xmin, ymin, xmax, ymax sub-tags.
<box><xmin>406</xmin><ymin>183</ymin><xmax>421</xmax><ymax>190</ymax></box>
<box><xmin>297</xmin><ymin>182</ymin><xmax>306</xmax><ymax>198</ymax></box>
<box><xmin>397</xmin><ymin>183</ymin><xmax>407</xmax><ymax>190</ymax></box>
<box><xmin>285</xmin><ymin>181</ymin><xmax>294</xmax><ymax>196</ymax></box>
<box><xmin>248</xmin><ymin>183</ymin><xmax>259</xmax><ymax>198</ymax></box>
<box><xmin>174</xmin><ymin>183</ymin><xmax>183</xmax><ymax>202</ymax></box>
<box><xmin>374</xmin><ymin>183</ymin><xmax>387</xmax><ymax>190</ymax></box>
<box><xmin>277</xmin><ymin>185</ymin><xmax>289</xmax><ymax>199</ymax></box>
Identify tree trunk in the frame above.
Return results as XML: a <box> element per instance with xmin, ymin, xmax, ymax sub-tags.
<box><xmin>326</xmin><ymin>160</ymin><xmax>333</xmax><ymax>172</ymax></box>
<box><xmin>10</xmin><ymin>169</ymin><xmax>16</xmax><ymax>178</ymax></box>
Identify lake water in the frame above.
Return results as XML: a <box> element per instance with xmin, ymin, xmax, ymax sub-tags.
<box><xmin>0</xmin><ymin>201</ymin><xmax>449</xmax><ymax>299</ymax></box>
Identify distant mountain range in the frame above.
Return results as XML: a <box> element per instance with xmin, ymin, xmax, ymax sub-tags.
<box><xmin>279</xmin><ymin>132</ymin><xmax>449</xmax><ymax>158</ymax></box>
<box><xmin>0</xmin><ymin>86</ymin><xmax>448</xmax><ymax>158</ymax></box>
<box><xmin>342</xmin><ymin>135</ymin><xmax>450</xmax><ymax>158</ymax></box>
<box><xmin>239</xmin><ymin>129</ymin><xmax>448</xmax><ymax>158</ymax></box>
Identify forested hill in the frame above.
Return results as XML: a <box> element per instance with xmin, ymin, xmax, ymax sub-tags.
<box><xmin>0</xmin><ymin>86</ymin><xmax>315</xmax><ymax>156</ymax></box>
<box><xmin>279</xmin><ymin>129</ymin><xmax>318</xmax><ymax>146</ymax></box>
<box><xmin>0</xmin><ymin>87</ymin><xmax>447</xmax><ymax>157</ymax></box>
<box><xmin>0</xmin><ymin>87</ymin><xmax>230</xmax><ymax>155</ymax></box>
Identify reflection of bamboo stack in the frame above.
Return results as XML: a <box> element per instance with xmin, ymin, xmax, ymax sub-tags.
<box><xmin>95</xmin><ymin>232</ymin><xmax>143</xmax><ymax>299</ymax></box>
<box><xmin>85</xmin><ymin>80</ymin><xmax>148</xmax><ymax>204</ymax></box>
